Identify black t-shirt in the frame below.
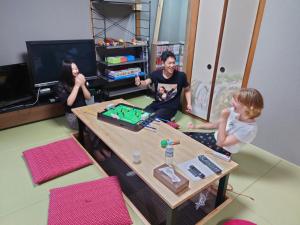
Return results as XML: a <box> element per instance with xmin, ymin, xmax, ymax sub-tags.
<box><xmin>55</xmin><ymin>82</ymin><xmax>86</xmax><ymax>113</ymax></box>
<box><xmin>149</xmin><ymin>69</ymin><xmax>189</xmax><ymax>109</ymax></box>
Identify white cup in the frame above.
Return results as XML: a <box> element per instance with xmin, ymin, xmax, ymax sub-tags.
<box><xmin>132</xmin><ymin>151</ymin><xmax>141</xmax><ymax>164</ymax></box>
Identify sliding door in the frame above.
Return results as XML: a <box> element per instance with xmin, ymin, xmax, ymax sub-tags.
<box><xmin>190</xmin><ymin>0</ymin><xmax>225</xmax><ymax>120</ymax></box>
<box><xmin>209</xmin><ymin>0</ymin><xmax>259</xmax><ymax>121</ymax></box>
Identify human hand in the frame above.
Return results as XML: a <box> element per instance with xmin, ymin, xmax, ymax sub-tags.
<box><xmin>135</xmin><ymin>75</ymin><xmax>141</xmax><ymax>86</ymax></box>
<box><xmin>77</xmin><ymin>74</ymin><xmax>86</xmax><ymax>86</ymax></box>
<box><xmin>186</xmin><ymin>104</ymin><xmax>192</xmax><ymax>113</ymax></box>
<box><xmin>75</xmin><ymin>76</ymin><xmax>82</xmax><ymax>87</ymax></box>
<box><xmin>220</xmin><ymin>108</ymin><xmax>230</xmax><ymax>121</ymax></box>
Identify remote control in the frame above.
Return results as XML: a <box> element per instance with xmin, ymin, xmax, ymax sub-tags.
<box><xmin>141</xmin><ymin>115</ymin><xmax>155</xmax><ymax>127</ymax></box>
<box><xmin>212</xmin><ymin>151</ymin><xmax>231</xmax><ymax>161</ymax></box>
<box><xmin>198</xmin><ymin>155</ymin><xmax>222</xmax><ymax>174</ymax></box>
<box><xmin>188</xmin><ymin>165</ymin><xmax>205</xmax><ymax>179</ymax></box>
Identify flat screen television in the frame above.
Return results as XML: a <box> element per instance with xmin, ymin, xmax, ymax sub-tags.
<box><xmin>0</xmin><ymin>63</ymin><xmax>33</xmax><ymax>109</ymax></box>
<box><xmin>26</xmin><ymin>39</ymin><xmax>97</xmax><ymax>88</ymax></box>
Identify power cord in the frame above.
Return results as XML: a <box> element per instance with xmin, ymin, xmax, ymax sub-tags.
<box><xmin>211</xmin><ymin>183</ymin><xmax>255</xmax><ymax>201</ymax></box>
<box><xmin>25</xmin><ymin>87</ymin><xmax>41</xmax><ymax>107</ymax></box>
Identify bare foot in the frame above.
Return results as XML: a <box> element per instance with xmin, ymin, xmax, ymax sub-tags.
<box><xmin>93</xmin><ymin>150</ymin><xmax>105</xmax><ymax>162</ymax></box>
<box><xmin>187</xmin><ymin>122</ymin><xmax>195</xmax><ymax>129</ymax></box>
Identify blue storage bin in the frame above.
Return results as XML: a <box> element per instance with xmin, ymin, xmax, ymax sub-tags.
<box><xmin>126</xmin><ymin>55</ymin><xmax>135</xmax><ymax>61</ymax></box>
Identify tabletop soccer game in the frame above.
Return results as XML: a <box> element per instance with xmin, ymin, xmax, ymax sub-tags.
<box><xmin>97</xmin><ymin>103</ymin><xmax>154</xmax><ymax>131</ymax></box>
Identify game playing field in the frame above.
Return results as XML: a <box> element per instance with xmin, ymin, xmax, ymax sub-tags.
<box><xmin>102</xmin><ymin>104</ymin><xmax>147</xmax><ymax>124</ymax></box>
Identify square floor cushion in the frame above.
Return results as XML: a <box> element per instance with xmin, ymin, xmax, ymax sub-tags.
<box><xmin>23</xmin><ymin>138</ymin><xmax>93</xmax><ymax>184</ymax></box>
<box><xmin>48</xmin><ymin>176</ymin><xmax>132</xmax><ymax>225</ymax></box>
<box><xmin>223</xmin><ymin>219</ymin><xmax>256</xmax><ymax>225</ymax></box>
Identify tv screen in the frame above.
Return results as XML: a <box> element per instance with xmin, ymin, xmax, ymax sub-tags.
<box><xmin>26</xmin><ymin>39</ymin><xmax>97</xmax><ymax>87</ymax></box>
<box><xmin>0</xmin><ymin>63</ymin><xmax>33</xmax><ymax>109</ymax></box>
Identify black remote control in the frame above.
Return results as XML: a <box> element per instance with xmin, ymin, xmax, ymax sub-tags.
<box><xmin>188</xmin><ymin>165</ymin><xmax>205</xmax><ymax>178</ymax></box>
<box><xmin>198</xmin><ymin>155</ymin><xmax>222</xmax><ymax>174</ymax></box>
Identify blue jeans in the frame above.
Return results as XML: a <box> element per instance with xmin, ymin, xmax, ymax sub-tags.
<box><xmin>144</xmin><ymin>103</ymin><xmax>177</xmax><ymax>121</ymax></box>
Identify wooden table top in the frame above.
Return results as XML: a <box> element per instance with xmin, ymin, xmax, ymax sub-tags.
<box><xmin>72</xmin><ymin>99</ymin><xmax>238</xmax><ymax>209</ymax></box>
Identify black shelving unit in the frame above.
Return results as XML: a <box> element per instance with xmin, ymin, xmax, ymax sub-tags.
<box><xmin>90</xmin><ymin>0</ymin><xmax>151</xmax><ymax>100</ymax></box>
<box><xmin>98</xmin><ymin>58</ymin><xmax>147</xmax><ymax>67</ymax></box>
<box><xmin>90</xmin><ymin>0</ymin><xmax>151</xmax><ymax>42</ymax></box>
<box><xmin>94</xmin><ymin>74</ymin><xmax>148</xmax><ymax>100</ymax></box>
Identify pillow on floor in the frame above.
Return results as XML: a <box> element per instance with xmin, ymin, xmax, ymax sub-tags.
<box><xmin>48</xmin><ymin>176</ymin><xmax>132</xmax><ymax>225</ymax></box>
<box><xmin>23</xmin><ymin>138</ymin><xmax>93</xmax><ymax>184</ymax></box>
<box><xmin>223</xmin><ymin>219</ymin><xmax>256</xmax><ymax>225</ymax></box>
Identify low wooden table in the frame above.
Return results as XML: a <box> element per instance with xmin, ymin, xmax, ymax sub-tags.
<box><xmin>72</xmin><ymin>99</ymin><xmax>238</xmax><ymax>225</ymax></box>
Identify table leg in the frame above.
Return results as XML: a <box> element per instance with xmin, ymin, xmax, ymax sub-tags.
<box><xmin>215</xmin><ymin>174</ymin><xmax>229</xmax><ymax>207</ymax></box>
<box><xmin>78</xmin><ymin>118</ymin><xmax>85</xmax><ymax>146</ymax></box>
<box><xmin>166</xmin><ymin>207</ymin><xmax>177</xmax><ymax>225</ymax></box>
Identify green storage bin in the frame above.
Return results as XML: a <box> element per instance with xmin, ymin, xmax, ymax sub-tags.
<box><xmin>106</xmin><ymin>56</ymin><xmax>121</xmax><ymax>64</ymax></box>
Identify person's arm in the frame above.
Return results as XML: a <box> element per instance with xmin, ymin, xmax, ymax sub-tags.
<box><xmin>66</xmin><ymin>75</ymin><xmax>86</xmax><ymax>106</ymax></box>
<box><xmin>216</xmin><ymin>109</ymin><xmax>240</xmax><ymax>147</ymax></box>
<box><xmin>189</xmin><ymin>122</ymin><xmax>219</xmax><ymax>129</ymax></box>
<box><xmin>135</xmin><ymin>76</ymin><xmax>152</xmax><ymax>87</ymax></box>
<box><xmin>81</xmin><ymin>84</ymin><xmax>91</xmax><ymax>100</ymax></box>
<box><xmin>67</xmin><ymin>84</ymin><xmax>80</xmax><ymax>106</ymax></box>
<box><xmin>184</xmin><ymin>86</ymin><xmax>192</xmax><ymax>112</ymax></box>
<box><xmin>78</xmin><ymin>74</ymin><xmax>91</xmax><ymax>100</ymax></box>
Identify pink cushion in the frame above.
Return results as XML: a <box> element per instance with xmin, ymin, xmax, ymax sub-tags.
<box><xmin>23</xmin><ymin>138</ymin><xmax>93</xmax><ymax>184</ymax></box>
<box><xmin>48</xmin><ymin>176</ymin><xmax>133</xmax><ymax>225</ymax></box>
<box><xmin>223</xmin><ymin>219</ymin><xmax>256</xmax><ymax>225</ymax></box>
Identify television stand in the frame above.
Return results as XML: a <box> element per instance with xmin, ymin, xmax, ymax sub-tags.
<box><xmin>0</xmin><ymin>102</ymin><xmax>64</xmax><ymax>130</ymax></box>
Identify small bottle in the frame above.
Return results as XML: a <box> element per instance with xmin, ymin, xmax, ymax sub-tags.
<box><xmin>165</xmin><ymin>144</ymin><xmax>174</xmax><ymax>167</ymax></box>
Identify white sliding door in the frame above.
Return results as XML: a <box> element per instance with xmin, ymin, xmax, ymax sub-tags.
<box><xmin>209</xmin><ymin>0</ymin><xmax>259</xmax><ymax>121</ymax></box>
<box><xmin>190</xmin><ymin>0</ymin><xmax>225</xmax><ymax>120</ymax></box>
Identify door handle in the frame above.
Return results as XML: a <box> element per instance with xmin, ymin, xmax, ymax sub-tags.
<box><xmin>220</xmin><ymin>67</ymin><xmax>225</xmax><ymax>73</ymax></box>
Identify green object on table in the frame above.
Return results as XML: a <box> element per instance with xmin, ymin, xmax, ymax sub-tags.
<box><xmin>161</xmin><ymin>139</ymin><xmax>168</xmax><ymax>148</ymax></box>
<box><xmin>102</xmin><ymin>104</ymin><xmax>144</xmax><ymax>125</ymax></box>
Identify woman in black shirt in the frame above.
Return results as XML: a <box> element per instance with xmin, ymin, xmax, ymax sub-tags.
<box><xmin>56</xmin><ymin>60</ymin><xmax>91</xmax><ymax>129</ymax></box>
<box><xmin>56</xmin><ymin>60</ymin><xmax>109</xmax><ymax>161</ymax></box>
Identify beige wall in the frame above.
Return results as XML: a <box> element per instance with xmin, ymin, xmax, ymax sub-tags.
<box><xmin>249</xmin><ymin>0</ymin><xmax>300</xmax><ymax>165</ymax></box>
<box><xmin>0</xmin><ymin>0</ymin><xmax>91</xmax><ymax>65</ymax></box>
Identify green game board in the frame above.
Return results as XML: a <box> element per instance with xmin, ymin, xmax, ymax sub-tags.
<box><xmin>97</xmin><ymin>103</ymin><xmax>150</xmax><ymax>131</ymax></box>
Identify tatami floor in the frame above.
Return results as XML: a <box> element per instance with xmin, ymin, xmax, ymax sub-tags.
<box><xmin>1</xmin><ymin>96</ymin><xmax>299</xmax><ymax>225</ymax></box>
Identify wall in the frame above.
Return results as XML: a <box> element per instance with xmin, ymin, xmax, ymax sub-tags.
<box><xmin>249</xmin><ymin>0</ymin><xmax>300</xmax><ymax>165</ymax></box>
<box><xmin>0</xmin><ymin>0</ymin><xmax>91</xmax><ymax>65</ymax></box>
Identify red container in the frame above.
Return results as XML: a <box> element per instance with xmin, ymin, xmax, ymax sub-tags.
<box><xmin>120</xmin><ymin>56</ymin><xmax>127</xmax><ymax>62</ymax></box>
